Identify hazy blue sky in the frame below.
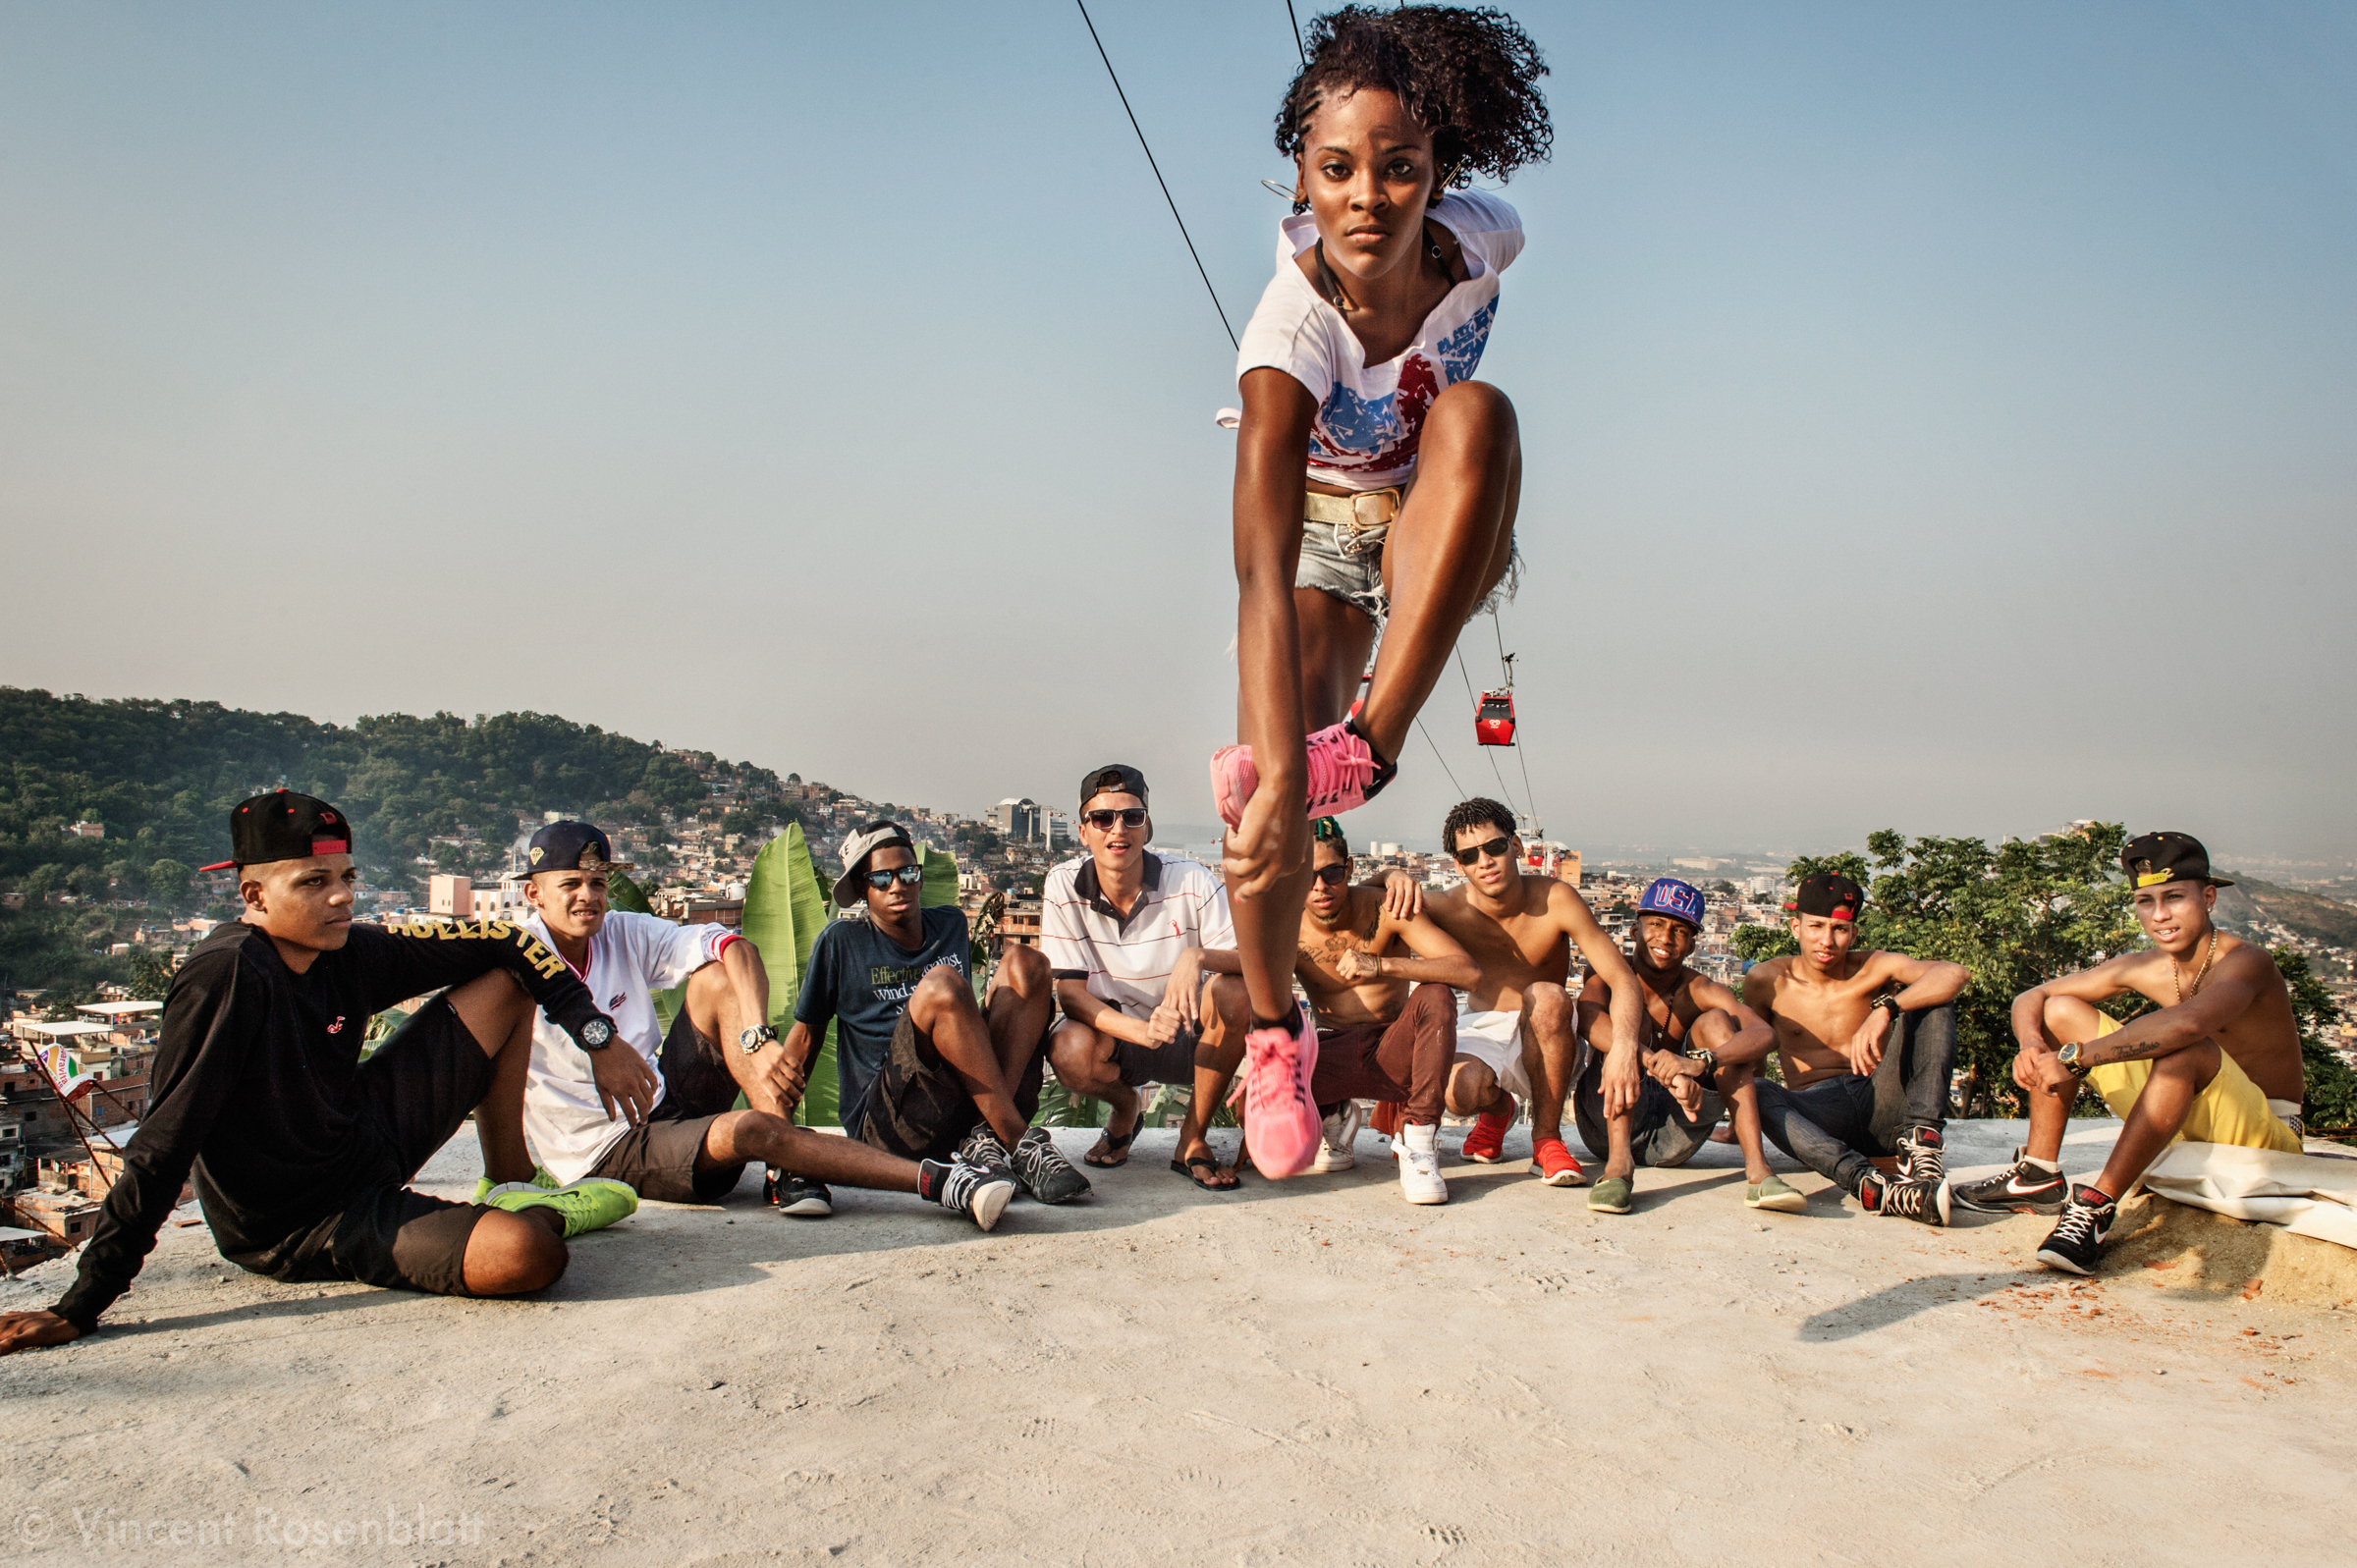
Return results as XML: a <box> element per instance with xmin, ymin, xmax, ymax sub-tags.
<box><xmin>4</xmin><ymin>3</ymin><xmax>2353</xmax><ymax>861</ymax></box>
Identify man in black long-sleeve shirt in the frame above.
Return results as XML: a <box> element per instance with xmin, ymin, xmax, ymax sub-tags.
<box><xmin>0</xmin><ymin>791</ymin><xmax>635</xmax><ymax>1356</ymax></box>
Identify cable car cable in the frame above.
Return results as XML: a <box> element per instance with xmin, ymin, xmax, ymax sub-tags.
<box><xmin>1284</xmin><ymin>0</ymin><xmax>1308</xmax><ymax>64</ymax></box>
<box><xmin>1074</xmin><ymin>0</ymin><xmax>1236</xmax><ymax>350</ymax></box>
<box><xmin>1454</xmin><ymin>643</ymin><xmax>1521</xmax><ymax>816</ymax></box>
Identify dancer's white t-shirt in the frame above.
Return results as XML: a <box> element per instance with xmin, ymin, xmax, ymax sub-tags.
<box><xmin>1234</xmin><ymin>189</ymin><xmax>1523</xmax><ymax>492</ymax></box>
<box><xmin>518</xmin><ymin>909</ymin><xmax>740</xmax><ymax>1183</ymax></box>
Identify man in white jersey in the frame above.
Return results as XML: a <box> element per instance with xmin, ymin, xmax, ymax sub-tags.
<box><xmin>483</xmin><ymin>823</ymin><xmax>1015</xmax><ymax>1231</ymax></box>
<box><xmin>1042</xmin><ymin>765</ymin><xmax>1251</xmax><ymax>1190</ymax></box>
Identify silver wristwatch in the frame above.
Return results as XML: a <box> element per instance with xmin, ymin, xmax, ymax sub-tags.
<box><xmin>577</xmin><ymin>1018</ymin><xmax>614</xmax><ymax>1053</ymax></box>
<box><xmin>739</xmin><ymin>1024</ymin><xmax>779</xmax><ymax>1054</ymax></box>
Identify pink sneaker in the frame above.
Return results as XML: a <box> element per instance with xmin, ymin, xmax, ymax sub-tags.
<box><xmin>1242</xmin><ymin>1003</ymin><xmax>1321</xmax><ymax>1179</ymax></box>
<box><xmin>1209</xmin><ymin>722</ymin><xmax>1381</xmax><ymax>831</ymax></box>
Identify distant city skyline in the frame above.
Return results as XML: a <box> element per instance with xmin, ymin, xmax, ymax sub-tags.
<box><xmin>4</xmin><ymin>4</ymin><xmax>2353</xmax><ymax>860</ymax></box>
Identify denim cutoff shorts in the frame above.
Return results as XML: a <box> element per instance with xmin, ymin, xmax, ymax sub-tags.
<box><xmin>1294</xmin><ymin>515</ymin><xmax>1524</xmax><ymax>627</ymax></box>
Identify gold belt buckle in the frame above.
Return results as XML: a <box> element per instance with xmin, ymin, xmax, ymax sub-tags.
<box><xmin>1336</xmin><ymin>489</ymin><xmax>1398</xmax><ymax>554</ymax></box>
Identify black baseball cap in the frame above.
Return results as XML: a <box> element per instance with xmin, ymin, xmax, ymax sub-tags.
<box><xmin>1079</xmin><ymin>764</ymin><xmax>1149</xmax><ymax>808</ymax></box>
<box><xmin>524</xmin><ymin>822</ymin><xmax>635</xmax><ymax>878</ymax></box>
<box><xmin>199</xmin><ymin>790</ymin><xmax>353</xmax><ymax>872</ymax></box>
<box><xmin>2121</xmin><ymin>831</ymin><xmax>2232</xmax><ymax>891</ymax></box>
<box><xmin>1786</xmin><ymin>871</ymin><xmax>1866</xmax><ymax>921</ymax></box>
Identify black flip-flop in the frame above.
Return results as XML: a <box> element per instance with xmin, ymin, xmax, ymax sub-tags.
<box><xmin>1084</xmin><ymin>1117</ymin><xmax>1140</xmax><ymax>1169</ymax></box>
<box><xmin>1171</xmin><ymin>1153</ymin><xmax>1239</xmax><ymax>1192</ymax></box>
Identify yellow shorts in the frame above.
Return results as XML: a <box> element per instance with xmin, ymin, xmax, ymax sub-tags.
<box><xmin>2083</xmin><ymin>1013</ymin><xmax>2303</xmax><ymax>1155</ymax></box>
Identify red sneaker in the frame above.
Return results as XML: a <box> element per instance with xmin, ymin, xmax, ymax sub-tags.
<box><xmin>1242</xmin><ymin>1003</ymin><xmax>1321</xmax><ymax>1179</ymax></box>
<box><xmin>1461</xmin><ymin>1095</ymin><xmax>1517</xmax><ymax>1162</ymax></box>
<box><xmin>1530</xmin><ymin>1137</ymin><xmax>1587</xmax><ymax>1187</ymax></box>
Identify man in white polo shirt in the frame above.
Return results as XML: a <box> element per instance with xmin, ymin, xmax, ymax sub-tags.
<box><xmin>1042</xmin><ymin>765</ymin><xmax>1251</xmax><ymax>1191</ymax></box>
<box><xmin>485</xmin><ymin>822</ymin><xmax>1017</xmax><ymax>1231</ymax></box>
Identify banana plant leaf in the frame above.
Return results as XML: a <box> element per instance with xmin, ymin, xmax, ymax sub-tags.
<box><xmin>741</xmin><ymin>823</ymin><xmax>840</xmax><ymax>1127</ymax></box>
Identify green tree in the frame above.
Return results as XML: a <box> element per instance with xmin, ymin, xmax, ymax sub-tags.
<box><xmin>2274</xmin><ymin>946</ymin><xmax>2356</xmax><ymax>1141</ymax></box>
<box><xmin>146</xmin><ymin>858</ymin><xmax>192</xmax><ymax>909</ymax></box>
<box><xmin>128</xmin><ymin>949</ymin><xmax>176</xmax><ymax>1001</ymax></box>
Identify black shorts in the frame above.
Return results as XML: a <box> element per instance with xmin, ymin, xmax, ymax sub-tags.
<box><xmin>224</xmin><ymin>994</ymin><xmax>495</xmax><ymax>1298</ymax></box>
<box><xmin>855</xmin><ymin>1008</ymin><xmax>1046</xmax><ymax>1162</ymax></box>
<box><xmin>588</xmin><ymin>1009</ymin><xmax>745</xmax><ymax>1203</ymax></box>
<box><xmin>1112</xmin><ymin>1022</ymin><xmax>1203</xmax><ymax>1088</ymax></box>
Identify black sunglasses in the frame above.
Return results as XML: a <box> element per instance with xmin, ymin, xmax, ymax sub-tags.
<box><xmin>1311</xmin><ymin>863</ymin><xmax>1350</xmax><ymax>887</ymax></box>
<box><xmin>1083</xmin><ymin>808</ymin><xmax>1147</xmax><ymax>830</ymax></box>
<box><xmin>1452</xmin><ymin>835</ymin><xmax>1513</xmax><ymax>867</ymax></box>
<box><xmin>863</xmin><ymin>864</ymin><xmax>924</xmax><ymax>891</ymax></box>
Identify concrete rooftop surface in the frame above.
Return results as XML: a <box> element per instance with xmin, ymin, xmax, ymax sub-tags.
<box><xmin>3</xmin><ymin>1119</ymin><xmax>2351</xmax><ymax>1566</ymax></box>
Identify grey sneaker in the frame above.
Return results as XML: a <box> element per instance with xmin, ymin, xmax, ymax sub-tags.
<box><xmin>1010</xmin><ymin>1126</ymin><xmax>1092</xmax><ymax>1205</ymax></box>
<box><xmin>958</xmin><ymin>1120</ymin><xmax>1014</xmax><ymax>1174</ymax></box>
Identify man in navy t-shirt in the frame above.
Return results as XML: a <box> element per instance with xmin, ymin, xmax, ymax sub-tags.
<box><xmin>787</xmin><ymin>822</ymin><xmax>1089</xmax><ymax>1205</ymax></box>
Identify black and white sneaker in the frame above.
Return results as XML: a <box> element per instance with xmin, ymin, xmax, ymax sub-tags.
<box><xmin>1860</xmin><ymin>1171</ymin><xmax>1950</xmax><ymax>1227</ymax></box>
<box><xmin>1009</xmin><ymin>1126</ymin><xmax>1093</xmax><ymax>1205</ymax></box>
<box><xmin>918</xmin><ymin>1159</ymin><xmax>1016</xmax><ymax>1232</ymax></box>
<box><xmin>958</xmin><ymin>1120</ymin><xmax>1014</xmax><ymax>1175</ymax></box>
<box><xmin>2036</xmin><ymin>1186</ymin><xmax>2117</xmax><ymax>1275</ymax></box>
<box><xmin>763</xmin><ymin>1168</ymin><xmax>833</xmax><ymax>1217</ymax></box>
<box><xmin>1896</xmin><ymin>1125</ymin><xmax>1946</xmax><ymax>1186</ymax></box>
<box><xmin>1952</xmin><ymin>1149</ymin><xmax>2068</xmax><ymax>1216</ymax></box>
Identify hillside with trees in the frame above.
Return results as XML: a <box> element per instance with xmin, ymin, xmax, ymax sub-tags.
<box><xmin>0</xmin><ymin>686</ymin><xmax>786</xmax><ymax>992</ymax></box>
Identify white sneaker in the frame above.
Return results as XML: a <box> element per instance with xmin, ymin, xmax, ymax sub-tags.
<box><xmin>1310</xmin><ymin>1102</ymin><xmax>1366</xmax><ymax>1172</ymax></box>
<box><xmin>1395</xmin><ymin>1121</ymin><xmax>1448</xmax><ymax>1205</ymax></box>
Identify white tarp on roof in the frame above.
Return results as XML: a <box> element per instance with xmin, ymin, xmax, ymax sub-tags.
<box><xmin>2141</xmin><ymin>1141</ymin><xmax>2357</xmax><ymax>1251</ymax></box>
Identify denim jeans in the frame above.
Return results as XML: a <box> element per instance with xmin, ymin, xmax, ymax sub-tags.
<box><xmin>1754</xmin><ymin>1002</ymin><xmax>1956</xmax><ymax>1196</ymax></box>
<box><xmin>1571</xmin><ymin>1048</ymin><xmax>1726</xmax><ymax>1167</ymax></box>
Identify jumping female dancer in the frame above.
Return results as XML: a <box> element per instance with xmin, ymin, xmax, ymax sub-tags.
<box><xmin>1213</xmin><ymin>6</ymin><xmax>1551</xmax><ymax>1176</ymax></box>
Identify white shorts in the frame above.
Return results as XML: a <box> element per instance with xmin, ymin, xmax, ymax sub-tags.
<box><xmin>1453</xmin><ymin>1004</ymin><xmax>1533</xmax><ymax>1102</ymax></box>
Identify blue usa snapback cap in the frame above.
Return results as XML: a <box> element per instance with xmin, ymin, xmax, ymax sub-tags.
<box><xmin>1637</xmin><ymin>877</ymin><xmax>1706</xmax><ymax>929</ymax></box>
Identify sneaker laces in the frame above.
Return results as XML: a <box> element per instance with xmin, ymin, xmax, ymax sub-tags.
<box><xmin>2050</xmin><ymin>1200</ymin><xmax>2102</xmax><ymax>1247</ymax></box>
<box><xmin>1301</xmin><ymin>724</ymin><xmax>1375</xmax><ymax>814</ymax></box>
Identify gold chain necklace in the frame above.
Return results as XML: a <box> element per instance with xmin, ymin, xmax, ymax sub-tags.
<box><xmin>2170</xmin><ymin>929</ymin><xmax>2219</xmax><ymax>1005</ymax></box>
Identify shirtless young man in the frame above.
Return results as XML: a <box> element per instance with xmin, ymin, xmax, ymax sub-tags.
<box><xmin>1573</xmin><ymin>879</ymin><xmax>1803</xmax><ymax>1214</ymax></box>
<box><xmin>1742</xmin><ymin>872</ymin><xmax>1968</xmax><ymax>1226</ymax></box>
<box><xmin>1421</xmin><ymin>798</ymin><xmax>1649</xmax><ymax>1206</ymax></box>
<box><xmin>1202</xmin><ymin>819</ymin><xmax>1479</xmax><ymax>1202</ymax></box>
<box><xmin>1952</xmin><ymin>833</ymin><xmax>2307</xmax><ymax>1275</ymax></box>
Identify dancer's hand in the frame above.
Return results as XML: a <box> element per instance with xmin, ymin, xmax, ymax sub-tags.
<box><xmin>1336</xmin><ymin>948</ymin><xmax>1380</xmax><ymax>983</ymax></box>
<box><xmin>1381</xmin><ymin>870</ymin><xmax>1422</xmax><ymax>922</ymax></box>
<box><xmin>589</xmin><ymin>1045</ymin><xmax>660</xmax><ymax>1126</ymax></box>
<box><xmin>0</xmin><ymin>1311</ymin><xmax>80</xmax><ymax>1357</ymax></box>
<box><xmin>1223</xmin><ymin>784</ymin><xmax>1308</xmax><ymax>901</ymax></box>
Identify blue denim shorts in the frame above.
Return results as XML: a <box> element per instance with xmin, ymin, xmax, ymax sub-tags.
<box><xmin>1294</xmin><ymin>517</ymin><xmax>1523</xmax><ymax>627</ymax></box>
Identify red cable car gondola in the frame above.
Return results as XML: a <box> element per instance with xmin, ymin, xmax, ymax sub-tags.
<box><xmin>1474</xmin><ymin>689</ymin><xmax>1517</xmax><ymax>747</ymax></box>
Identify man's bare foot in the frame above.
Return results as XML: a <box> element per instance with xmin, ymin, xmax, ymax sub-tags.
<box><xmin>1709</xmin><ymin>1121</ymin><xmax>1737</xmax><ymax>1144</ymax></box>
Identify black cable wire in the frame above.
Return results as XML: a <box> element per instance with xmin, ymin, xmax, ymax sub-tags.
<box><xmin>1455</xmin><ymin>642</ymin><xmax>1520</xmax><ymax>816</ymax></box>
<box><xmin>1285</xmin><ymin>0</ymin><xmax>1308</xmax><ymax>64</ymax></box>
<box><xmin>1491</xmin><ymin>609</ymin><xmax>1541</xmax><ymax>835</ymax></box>
<box><xmin>1074</xmin><ymin>0</ymin><xmax>1237</xmax><ymax>350</ymax></box>
<box><xmin>1415</xmin><ymin>716</ymin><xmax>1466</xmax><ymax>801</ymax></box>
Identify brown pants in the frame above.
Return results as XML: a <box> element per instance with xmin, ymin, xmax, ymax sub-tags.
<box><xmin>1309</xmin><ymin>982</ymin><xmax>1455</xmax><ymax>1127</ymax></box>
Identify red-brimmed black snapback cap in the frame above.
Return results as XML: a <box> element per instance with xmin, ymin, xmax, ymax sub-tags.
<box><xmin>198</xmin><ymin>790</ymin><xmax>352</xmax><ymax>871</ymax></box>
